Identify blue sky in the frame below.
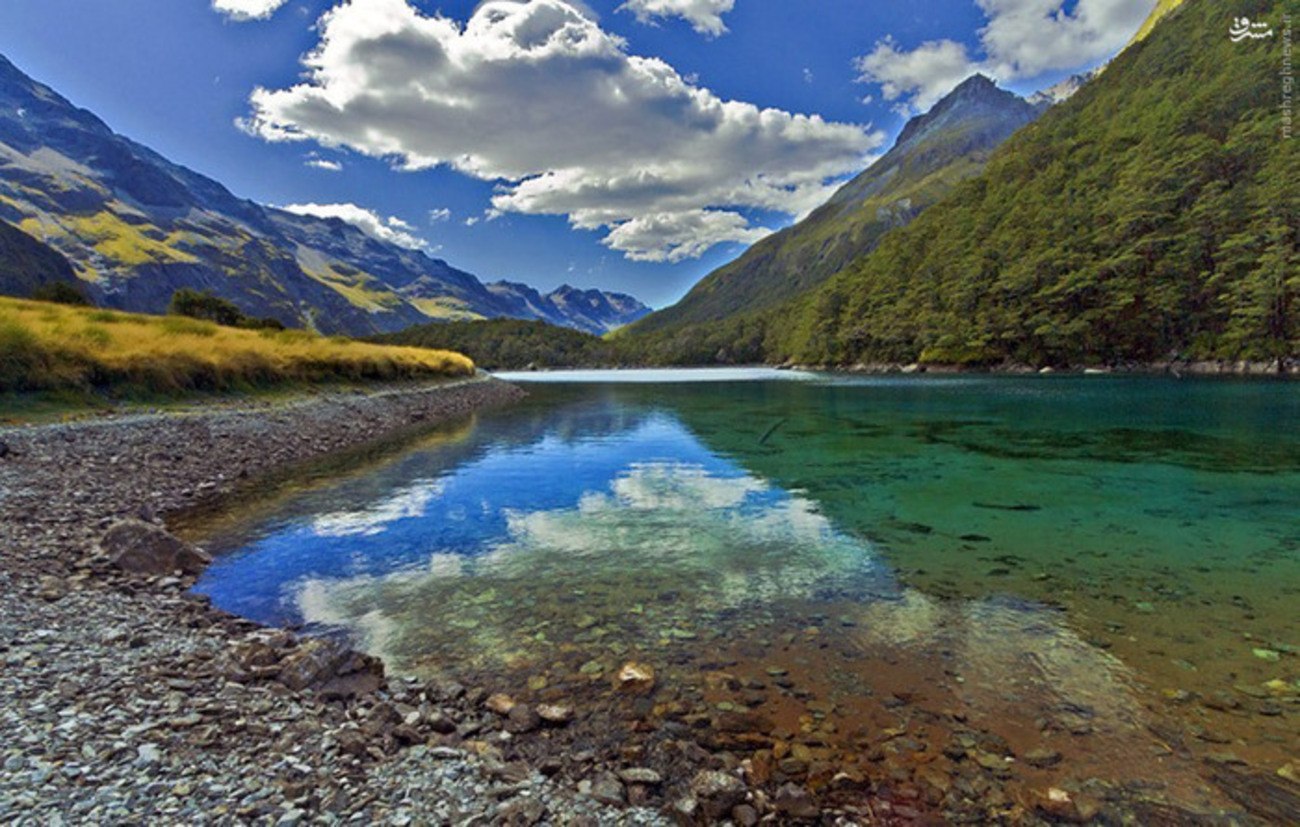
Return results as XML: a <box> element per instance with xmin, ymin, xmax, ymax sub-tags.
<box><xmin>0</xmin><ymin>0</ymin><xmax>1153</xmax><ymax>307</ymax></box>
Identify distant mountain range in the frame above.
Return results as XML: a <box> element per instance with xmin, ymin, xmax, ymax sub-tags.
<box><xmin>0</xmin><ymin>54</ymin><xmax>647</xmax><ymax>336</ymax></box>
<box><xmin>487</xmin><ymin>281</ymin><xmax>649</xmax><ymax>335</ymax></box>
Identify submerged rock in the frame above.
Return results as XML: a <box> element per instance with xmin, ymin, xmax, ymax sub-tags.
<box><xmin>616</xmin><ymin>662</ymin><xmax>656</xmax><ymax>694</ymax></box>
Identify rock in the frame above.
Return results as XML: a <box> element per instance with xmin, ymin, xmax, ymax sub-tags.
<box><xmin>618</xmin><ymin>767</ymin><xmax>662</xmax><ymax>785</ymax></box>
<box><xmin>536</xmin><ymin>704</ymin><xmax>573</xmax><ymax>725</ymax></box>
<box><xmin>101</xmin><ymin>519</ymin><xmax>211</xmax><ymax>576</ymax></box>
<box><xmin>485</xmin><ymin>693</ymin><xmax>517</xmax><ymax>715</ymax></box>
<box><xmin>426</xmin><ymin>711</ymin><xmax>458</xmax><ymax>734</ymax></box>
<box><xmin>497</xmin><ymin>797</ymin><xmax>546</xmax><ymax>826</ymax></box>
<box><xmin>731</xmin><ymin>804</ymin><xmax>760</xmax><ymax>827</ymax></box>
<box><xmin>616</xmin><ymin>662</ymin><xmax>656</xmax><ymax>694</ymax></box>
<box><xmin>586</xmin><ymin>773</ymin><xmax>626</xmax><ymax>806</ymax></box>
<box><xmin>276</xmin><ymin>638</ymin><xmax>383</xmax><ymax>697</ymax></box>
<box><xmin>134</xmin><ymin>744</ymin><xmax>162</xmax><ymax>768</ymax></box>
<box><xmin>0</xmin><ymin>439</ymin><xmax>10</xmax><ymax>458</ymax></box>
<box><xmin>774</xmin><ymin>783</ymin><xmax>819</xmax><ymax>820</ymax></box>
<box><xmin>1023</xmin><ymin>748</ymin><xmax>1063</xmax><ymax>768</ymax></box>
<box><xmin>715</xmin><ymin>710</ymin><xmax>773</xmax><ymax>733</ymax></box>
<box><xmin>505</xmin><ymin>704</ymin><xmax>541</xmax><ymax>734</ymax></box>
<box><xmin>689</xmin><ymin>770</ymin><xmax>747</xmax><ymax>822</ymax></box>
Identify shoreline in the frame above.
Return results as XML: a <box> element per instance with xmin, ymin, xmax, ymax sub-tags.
<box><xmin>493</xmin><ymin>359</ymin><xmax>1299</xmax><ymax>377</ymax></box>
<box><xmin>0</xmin><ymin>377</ymin><xmax>667</xmax><ymax>825</ymax></box>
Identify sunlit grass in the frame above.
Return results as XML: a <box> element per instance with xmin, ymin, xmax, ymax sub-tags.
<box><xmin>0</xmin><ymin>296</ymin><xmax>475</xmax><ymax>397</ymax></box>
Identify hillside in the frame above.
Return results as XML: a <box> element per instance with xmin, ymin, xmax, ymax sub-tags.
<box><xmin>0</xmin><ymin>295</ymin><xmax>472</xmax><ymax>398</ymax></box>
<box><xmin>0</xmin><ymin>54</ymin><xmax>645</xmax><ymax>336</ymax></box>
<box><xmin>375</xmin><ymin>318</ymin><xmax>617</xmax><ymax>371</ymax></box>
<box><xmin>770</xmin><ymin>0</ymin><xmax>1295</xmax><ymax>368</ymax></box>
<box><xmin>0</xmin><ymin>217</ymin><xmax>79</xmax><ymax>297</ymax></box>
<box><xmin>626</xmin><ymin>75</ymin><xmax>1043</xmax><ymax>340</ymax></box>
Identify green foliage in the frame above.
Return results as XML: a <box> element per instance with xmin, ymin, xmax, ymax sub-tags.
<box><xmin>377</xmin><ymin>319</ymin><xmax>621</xmax><ymax>370</ymax></box>
<box><xmin>31</xmin><ymin>281</ymin><xmax>91</xmax><ymax>306</ymax></box>
<box><xmin>168</xmin><ymin>288</ymin><xmax>287</xmax><ymax>332</ymax></box>
<box><xmin>629</xmin><ymin>0</ymin><xmax>1297</xmax><ymax>368</ymax></box>
<box><xmin>169</xmin><ymin>288</ymin><xmax>246</xmax><ymax>326</ymax></box>
<box><xmin>628</xmin><ymin>77</ymin><xmax>1039</xmax><ymax>341</ymax></box>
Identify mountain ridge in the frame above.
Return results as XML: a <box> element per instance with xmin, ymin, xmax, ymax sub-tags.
<box><xmin>0</xmin><ymin>53</ymin><xmax>646</xmax><ymax>336</ymax></box>
<box><xmin>624</xmin><ymin>73</ymin><xmax>1043</xmax><ymax>349</ymax></box>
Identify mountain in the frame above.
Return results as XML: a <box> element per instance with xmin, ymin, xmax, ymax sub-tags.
<box><xmin>0</xmin><ymin>217</ymin><xmax>79</xmax><ymax>297</ymax></box>
<box><xmin>488</xmin><ymin>281</ymin><xmax>650</xmax><ymax>335</ymax></box>
<box><xmin>0</xmin><ymin>54</ymin><xmax>645</xmax><ymax>336</ymax></box>
<box><xmin>768</xmin><ymin>0</ymin><xmax>1296</xmax><ymax>368</ymax></box>
<box><xmin>1026</xmin><ymin>69</ymin><xmax>1099</xmax><ymax>108</ymax></box>
<box><xmin>624</xmin><ymin>75</ymin><xmax>1043</xmax><ymax>351</ymax></box>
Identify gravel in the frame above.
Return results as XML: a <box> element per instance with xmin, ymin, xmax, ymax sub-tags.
<box><xmin>0</xmin><ymin>377</ymin><xmax>668</xmax><ymax>826</ymax></box>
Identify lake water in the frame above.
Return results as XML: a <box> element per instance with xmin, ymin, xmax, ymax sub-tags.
<box><xmin>184</xmin><ymin>371</ymin><xmax>1300</xmax><ymax>819</ymax></box>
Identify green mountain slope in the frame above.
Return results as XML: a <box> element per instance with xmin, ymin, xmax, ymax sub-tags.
<box><xmin>773</xmin><ymin>0</ymin><xmax>1296</xmax><ymax>368</ymax></box>
<box><xmin>626</xmin><ymin>76</ymin><xmax>1043</xmax><ymax>343</ymax></box>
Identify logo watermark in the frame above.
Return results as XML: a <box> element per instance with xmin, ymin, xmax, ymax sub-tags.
<box><xmin>1284</xmin><ymin>14</ymin><xmax>1294</xmax><ymax>139</ymax></box>
<box><xmin>1230</xmin><ymin>16</ymin><xmax>1275</xmax><ymax>41</ymax></box>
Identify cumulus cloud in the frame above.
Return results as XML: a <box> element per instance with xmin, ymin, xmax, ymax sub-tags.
<box><xmin>243</xmin><ymin>0</ymin><xmax>881</xmax><ymax>262</ymax></box>
<box><xmin>427</xmin><ymin>207</ymin><xmax>451</xmax><ymax>223</ymax></box>
<box><xmin>212</xmin><ymin>0</ymin><xmax>290</xmax><ymax>21</ymax></box>
<box><xmin>618</xmin><ymin>0</ymin><xmax>735</xmax><ymax>37</ymax></box>
<box><xmin>856</xmin><ymin>0</ymin><xmax>1155</xmax><ymax>112</ymax></box>
<box><xmin>281</xmin><ymin>202</ymin><xmax>426</xmax><ymax>249</ymax></box>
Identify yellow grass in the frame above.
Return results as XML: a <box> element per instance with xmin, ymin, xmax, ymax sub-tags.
<box><xmin>0</xmin><ymin>296</ymin><xmax>475</xmax><ymax>396</ymax></box>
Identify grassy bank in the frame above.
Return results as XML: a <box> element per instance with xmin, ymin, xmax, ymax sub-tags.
<box><xmin>0</xmin><ymin>297</ymin><xmax>474</xmax><ymax>402</ymax></box>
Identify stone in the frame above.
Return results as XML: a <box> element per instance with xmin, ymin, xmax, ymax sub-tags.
<box><xmin>618</xmin><ymin>767</ymin><xmax>663</xmax><ymax>785</ymax></box>
<box><xmin>426</xmin><ymin>712</ymin><xmax>458</xmax><ymax>734</ymax></box>
<box><xmin>536</xmin><ymin>704</ymin><xmax>573</xmax><ymax>725</ymax></box>
<box><xmin>504</xmin><ymin>705</ymin><xmax>541</xmax><ymax>734</ymax></box>
<box><xmin>276</xmin><ymin>638</ymin><xmax>383</xmax><ymax>698</ymax></box>
<box><xmin>101</xmin><ymin>519</ymin><xmax>211</xmax><ymax>577</ymax></box>
<box><xmin>587</xmin><ymin>773</ymin><xmax>625</xmax><ymax>806</ymax></box>
<box><xmin>1023</xmin><ymin>748</ymin><xmax>1063</xmax><ymax>768</ymax></box>
<box><xmin>616</xmin><ymin>662</ymin><xmax>656</xmax><ymax>694</ymax></box>
<box><xmin>485</xmin><ymin>693</ymin><xmax>517</xmax><ymax>715</ymax></box>
<box><xmin>0</xmin><ymin>439</ymin><xmax>11</xmax><ymax>458</ymax></box>
<box><xmin>497</xmin><ymin>797</ymin><xmax>546</xmax><ymax>827</ymax></box>
<box><xmin>689</xmin><ymin>770</ymin><xmax>747</xmax><ymax>822</ymax></box>
<box><xmin>731</xmin><ymin>804</ymin><xmax>760</xmax><ymax>827</ymax></box>
<box><xmin>135</xmin><ymin>744</ymin><xmax>162</xmax><ymax>768</ymax></box>
<box><xmin>774</xmin><ymin>783</ymin><xmax>819</xmax><ymax>820</ymax></box>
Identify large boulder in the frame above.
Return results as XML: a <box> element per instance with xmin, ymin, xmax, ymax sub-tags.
<box><xmin>101</xmin><ymin>519</ymin><xmax>211</xmax><ymax>576</ymax></box>
<box><xmin>276</xmin><ymin>637</ymin><xmax>384</xmax><ymax>699</ymax></box>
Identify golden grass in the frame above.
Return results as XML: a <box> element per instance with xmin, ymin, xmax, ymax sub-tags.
<box><xmin>0</xmin><ymin>296</ymin><xmax>475</xmax><ymax>396</ymax></box>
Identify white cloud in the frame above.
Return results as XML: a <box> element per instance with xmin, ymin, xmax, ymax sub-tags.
<box><xmin>855</xmin><ymin>0</ymin><xmax>1155</xmax><ymax>113</ymax></box>
<box><xmin>212</xmin><ymin>0</ymin><xmax>290</xmax><ymax>21</ymax></box>
<box><xmin>305</xmin><ymin>158</ymin><xmax>343</xmax><ymax>171</ymax></box>
<box><xmin>618</xmin><ymin>0</ymin><xmax>735</xmax><ymax>37</ymax></box>
<box><xmin>602</xmin><ymin>209</ymin><xmax>770</xmax><ymax>263</ymax></box>
<box><xmin>428</xmin><ymin>207</ymin><xmax>451</xmax><ymax>223</ymax></box>
<box><xmin>281</xmin><ymin>202</ymin><xmax>427</xmax><ymax>249</ymax></box>
<box><xmin>244</xmin><ymin>0</ymin><xmax>881</xmax><ymax>262</ymax></box>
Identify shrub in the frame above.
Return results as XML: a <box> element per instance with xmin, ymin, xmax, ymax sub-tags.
<box><xmin>32</xmin><ymin>282</ymin><xmax>92</xmax><ymax>306</ymax></box>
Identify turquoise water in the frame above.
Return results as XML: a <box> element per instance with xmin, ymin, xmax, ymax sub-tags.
<box><xmin>187</xmin><ymin>372</ymin><xmax>1300</xmax><ymax>804</ymax></box>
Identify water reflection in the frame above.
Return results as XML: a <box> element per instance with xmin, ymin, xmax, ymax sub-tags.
<box><xmin>187</xmin><ymin>375</ymin><xmax>1300</xmax><ymax>819</ymax></box>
